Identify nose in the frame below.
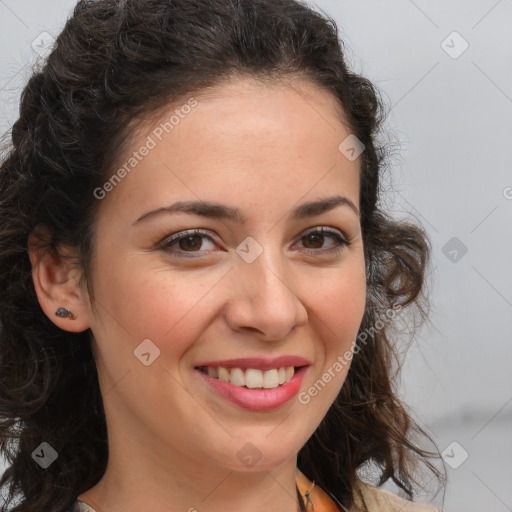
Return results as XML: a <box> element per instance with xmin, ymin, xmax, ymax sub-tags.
<box><xmin>224</xmin><ymin>250</ymin><xmax>308</xmax><ymax>341</ymax></box>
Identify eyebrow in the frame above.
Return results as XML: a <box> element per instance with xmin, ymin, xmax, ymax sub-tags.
<box><xmin>132</xmin><ymin>194</ymin><xmax>360</xmax><ymax>226</ymax></box>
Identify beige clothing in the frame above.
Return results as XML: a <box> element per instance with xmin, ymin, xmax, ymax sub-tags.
<box><xmin>353</xmin><ymin>480</ymin><xmax>441</xmax><ymax>512</ymax></box>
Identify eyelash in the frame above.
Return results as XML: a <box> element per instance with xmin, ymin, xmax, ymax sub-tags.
<box><xmin>158</xmin><ymin>227</ymin><xmax>351</xmax><ymax>258</ymax></box>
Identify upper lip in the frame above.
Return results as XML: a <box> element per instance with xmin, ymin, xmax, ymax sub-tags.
<box><xmin>194</xmin><ymin>356</ymin><xmax>310</xmax><ymax>371</ymax></box>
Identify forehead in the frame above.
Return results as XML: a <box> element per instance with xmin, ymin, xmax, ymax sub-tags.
<box><xmin>132</xmin><ymin>73</ymin><xmax>353</xmax><ymax>156</ymax></box>
<box><xmin>99</xmin><ymin>74</ymin><xmax>361</xmax><ymax>224</ymax></box>
<box><xmin>191</xmin><ymin>74</ymin><xmax>351</xmax><ymax>136</ymax></box>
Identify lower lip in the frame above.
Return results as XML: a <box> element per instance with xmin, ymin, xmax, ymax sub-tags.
<box><xmin>195</xmin><ymin>366</ymin><xmax>308</xmax><ymax>411</ymax></box>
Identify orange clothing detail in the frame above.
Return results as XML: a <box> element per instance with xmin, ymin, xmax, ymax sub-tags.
<box><xmin>296</xmin><ymin>469</ymin><xmax>442</xmax><ymax>512</ymax></box>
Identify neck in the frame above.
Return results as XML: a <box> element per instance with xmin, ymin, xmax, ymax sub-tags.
<box><xmin>78</xmin><ymin>432</ymin><xmax>304</xmax><ymax>512</ymax></box>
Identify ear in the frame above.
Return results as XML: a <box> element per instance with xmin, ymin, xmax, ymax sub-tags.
<box><xmin>28</xmin><ymin>230</ymin><xmax>91</xmax><ymax>333</ymax></box>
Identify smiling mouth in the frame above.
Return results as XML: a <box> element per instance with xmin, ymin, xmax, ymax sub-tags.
<box><xmin>195</xmin><ymin>365</ymin><xmax>304</xmax><ymax>389</ymax></box>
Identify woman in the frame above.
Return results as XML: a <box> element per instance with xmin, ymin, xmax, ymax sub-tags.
<box><xmin>0</xmin><ymin>1</ymin><xmax>445</xmax><ymax>511</ymax></box>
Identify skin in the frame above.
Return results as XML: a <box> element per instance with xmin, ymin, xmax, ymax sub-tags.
<box><xmin>29</xmin><ymin>75</ymin><xmax>367</xmax><ymax>512</ymax></box>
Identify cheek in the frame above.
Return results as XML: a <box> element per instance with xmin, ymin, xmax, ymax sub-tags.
<box><xmin>90</xmin><ymin>254</ymin><xmax>230</xmax><ymax>369</ymax></box>
<box><xmin>311</xmin><ymin>261</ymin><xmax>366</xmax><ymax>384</ymax></box>
<box><xmin>298</xmin><ymin>264</ymin><xmax>366</xmax><ymax>415</ymax></box>
<box><xmin>318</xmin><ymin>262</ymin><xmax>367</xmax><ymax>343</ymax></box>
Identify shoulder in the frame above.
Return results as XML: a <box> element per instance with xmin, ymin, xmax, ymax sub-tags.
<box><xmin>352</xmin><ymin>480</ymin><xmax>442</xmax><ymax>512</ymax></box>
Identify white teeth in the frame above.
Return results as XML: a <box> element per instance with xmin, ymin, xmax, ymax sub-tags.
<box><xmin>245</xmin><ymin>368</ymin><xmax>263</xmax><ymax>388</ymax></box>
<box><xmin>218</xmin><ymin>366</ymin><xmax>230</xmax><ymax>383</ymax></box>
<box><xmin>201</xmin><ymin>365</ymin><xmax>297</xmax><ymax>389</ymax></box>
<box><xmin>229</xmin><ymin>368</ymin><xmax>245</xmax><ymax>387</ymax></box>
<box><xmin>262</xmin><ymin>369</ymin><xmax>279</xmax><ymax>388</ymax></box>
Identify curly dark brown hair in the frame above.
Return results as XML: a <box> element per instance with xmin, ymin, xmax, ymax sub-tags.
<box><xmin>0</xmin><ymin>1</ymin><xmax>445</xmax><ymax>511</ymax></box>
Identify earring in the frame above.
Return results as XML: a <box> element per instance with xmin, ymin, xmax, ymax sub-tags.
<box><xmin>55</xmin><ymin>307</ymin><xmax>76</xmax><ymax>320</ymax></box>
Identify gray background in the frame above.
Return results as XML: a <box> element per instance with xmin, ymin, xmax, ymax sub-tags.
<box><xmin>1</xmin><ymin>1</ymin><xmax>511</xmax><ymax>511</ymax></box>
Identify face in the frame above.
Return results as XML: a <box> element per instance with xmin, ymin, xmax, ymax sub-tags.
<box><xmin>84</xmin><ymin>75</ymin><xmax>366</xmax><ymax>472</ymax></box>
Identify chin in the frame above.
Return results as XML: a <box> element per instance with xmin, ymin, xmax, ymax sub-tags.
<box><xmin>219</xmin><ymin>440</ymin><xmax>300</xmax><ymax>472</ymax></box>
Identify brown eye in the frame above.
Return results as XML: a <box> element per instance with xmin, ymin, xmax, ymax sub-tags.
<box><xmin>160</xmin><ymin>229</ymin><xmax>217</xmax><ymax>257</ymax></box>
<box><xmin>159</xmin><ymin>227</ymin><xmax>350</xmax><ymax>259</ymax></box>
<box><xmin>178</xmin><ymin>234</ymin><xmax>204</xmax><ymax>251</ymax></box>
<box><xmin>302</xmin><ymin>232</ymin><xmax>325</xmax><ymax>249</ymax></box>
<box><xmin>296</xmin><ymin>227</ymin><xmax>350</xmax><ymax>256</ymax></box>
